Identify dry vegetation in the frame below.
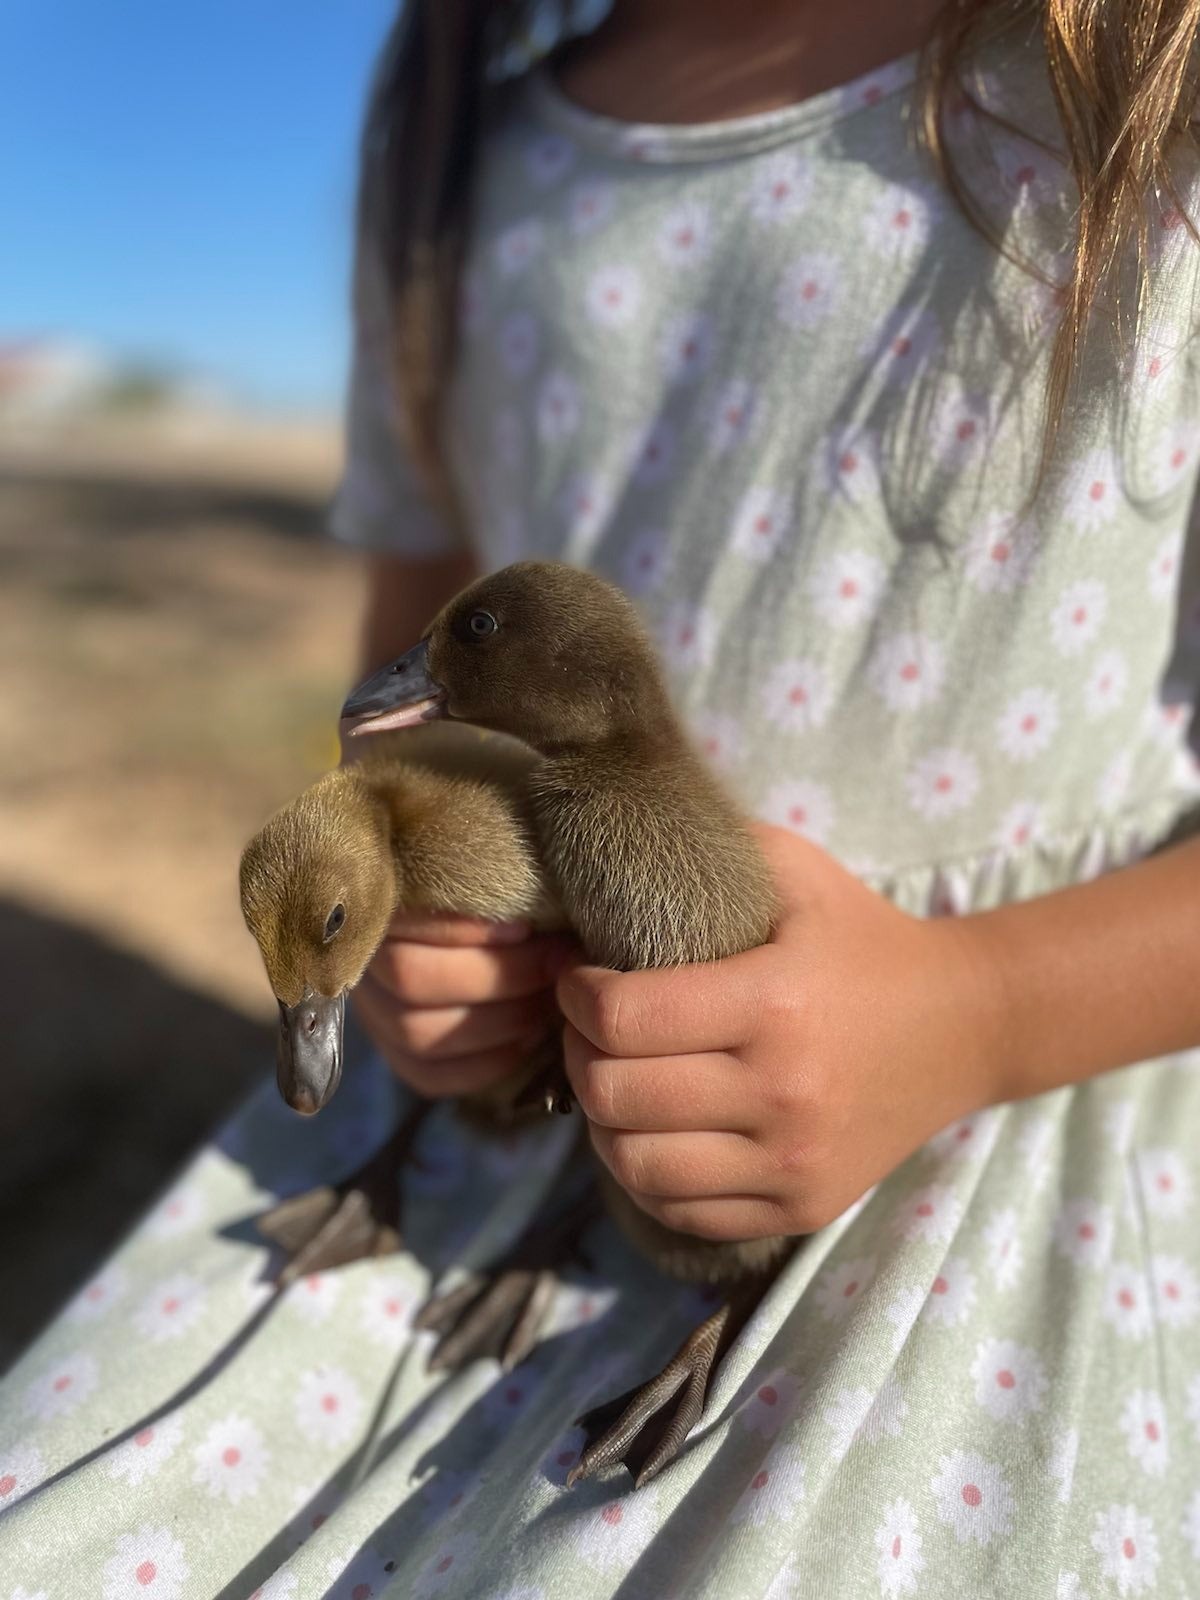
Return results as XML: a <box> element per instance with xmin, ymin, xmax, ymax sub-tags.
<box><xmin>0</xmin><ymin>423</ymin><xmax>362</xmax><ymax>1362</ymax></box>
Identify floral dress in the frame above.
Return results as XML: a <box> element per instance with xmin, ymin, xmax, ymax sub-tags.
<box><xmin>4</xmin><ymin>25</ymin><xmax>1200</xmax><ymax>1600</ymax></box>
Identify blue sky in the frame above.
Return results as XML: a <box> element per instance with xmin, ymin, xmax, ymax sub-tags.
<box><xmin>2</xmin><ymin>0</ymin><xmax>398</xmax><ymax>411</ymax></box>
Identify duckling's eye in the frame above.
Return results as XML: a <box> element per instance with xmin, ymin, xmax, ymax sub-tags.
<box><xmin>323</xmin><ymin>903</ymin><xmax>346</xmax><ymax>942</ymax></box>
<box><xmin>467</xmin><ymin>609</ymin><xmax>497</xmax><ymax>639</ymax></box>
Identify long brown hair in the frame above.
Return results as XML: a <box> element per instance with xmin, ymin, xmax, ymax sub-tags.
<box><xmin>359</xmin><ymin>0</ymin><xmax>1200</xmax><ymax>514</ymax></box>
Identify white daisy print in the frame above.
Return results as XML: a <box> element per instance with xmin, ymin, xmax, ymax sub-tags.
<box><xmin>885</xmin><ymin>1285</ymin><xmax>927</xmax><ymax>1350</ymax></box>
<box><xmin>287</xmin><ymin>1270</ymin><xmax>342</xmax><ymax>1324</ymax></box>
<box><xmin>1134</xmin><ymin>1146</ymin><xmax>1193</xmax><ymax>1218</ymax></box>
<box><xmin>1083</xmin><ymin>649</ymin><xmax>1129</xmax><ymax>720</ymax></box>
<box><xmin>736</xmin><ymin>1370</ymin><xmax>802</xmax><ymax>1439</ymax></box>
<box><xmin>1118</xmin><ymin>1390</ymin><xmax>1169</xmax><ymax>1477</ymax></box>
<box><xmin>536</xmin><ymin>370</ymin><xmax>581</xmax><ymax>442</ymax></box>
<box><xmin>101</xmin><ymin>1525</ymin><xmax>190</xmax><ymax>1600</ymax></box>
<box><xmin>621</xmin><ymin>527</ymin><xmax>671</xmax><ymax>597</ymax></box>
<box><xmin>1102</xmin><ymin>1263</ymin><xmax>1153</xmax><ymax>1341</ymax></box>
<box><xmin>1049</xmin><ymin>1426</ymin><xmax>1080</xmax><ymax>1505</ymax></box>
<box><xmin>8</xmin><ymin>1588</ymin><xmax>49</xmax><ymax>1600</ymax></box>
<box><xmin>559</xmin><ymin>474</ymin><xmax>613</xmax><ymax>543</ymax></box>
<box><xmin>709</xmin><ymin>378</ymin><xmax>760</xmax><ymax>451</ymax></box>
<box><xmin>808</xmin><ymin>549</ymin><xmax>886</xmax><ymax>628</ymax></box>
<box><xmin>658</xmin><ymin>602</ymin><xmax>717</xmax><ymax>672</ymax></box>
<box><xmin>867</xmin><ymin>309</ymin><xmax>940</xmax><ymax>384</ymax></box>
<box><xmin>106</xmin><ymin>1414</ymin><xmax>183</xmax><ymax>1487</ymax></box>
<box><xmin>572</xmin><ymin>1485</ymin><xmax>661</xmax><ymax>1570</ymax></box>
<box><xmin>963</xmin><ymin>512</ymin><xmax>1037</xmax><ymax>593</ymax></box>
<box><xmin>729</xmin><ymin>1450</ymin><xmax>806</xmax><ymax>1527</ymax></box>
<box><xmin>813</xmin><ymin>1257</ymin><xmax>876</xmax><ymax>1322</ymax></box>
<box><xmin>525</xmin><ymin>133</ymin><xmax>574</xmax><ymax>186</ymax></box>
<box><xmin>863</xmin><ymin>183</ymin><xmax>933</xmax><ymax>261</ymax></box>
<box><xmin>1065</xmin><ymin>450</ymin><xmax>1122</xmax><ymax>534</ymax></box>
<box><xmin>1097</xmin><ymin>749</ymin><xmax>1133</xmax><ymax>816</ymax></box>
<box><xmin>1090</xmin><ymin>1504</ymin><xmax>1159</xmax><ymax>1595</ymax></box>
<box><xmin>1153</xmin><ymin>417</ymin><xmax>1200</xmax><ymax>492</ymax></box>
<box><xmin>690</xmin><ymin>712</ymin><xmax>744</xmax><ymax>773</ymax></box>
<box><xmin>931</xmin><ymin>1450</ymin><xmax>1015</xmax><ymax>1546</ymax></box>
<box><xmin>584</xmin><ymin>263</ymin><xmax>642</xmax><ymax>328</ymax></box>
<box><xmin>931</xmin><ymin>383</ymin><xmax>991</xmax><ymax>464</ymax></box>
<box><xmin>1050</xmin><ymin>578</ymin><xmax>1108</xmax><ymax>656</ymax></box>
<box><xmin>923</xmin><ymin>1257</ymin><xmax>978</xmax><ymax>1328</ymax></box>
<box><xmin>360</xmin><ymin>1274</ymin><xmax>415</xmax><ymax>1347</ymax></box>
<box><xmin>874</xmin><ymin>1498</ymin><xmax>926</xmax><ymax>1597</ymax></box>
<box><xmin>762</xmin><ymin>657</ymin><xmax>832</xmax><ymax>733</ymax></box>
<box><xmin>412</xmin><ymin>1533</ymin><xmax>481</xmax><ymax>1599</ymax></box>
<box><xmin>567</xmin><ymin>179</ymin><xmax>615</xmax><ymax>235</ymax></box>
<box><xmin>761</xmin><ymin>779</ymin><xmax>836</xmax><ymax>846</ymax></box>
<box><xmin>658</xmin><ymin>311</ymin><xmax>714</xmax><ymax>384</ymax></box>
<box><xmin>657</xmin><ymin>199</ymin><xmax>711</xmax><ymax>266</ymax></box>
<box><xmin>970</xmin><ymin>1338</ymin><xmax>1048</xmax><ymax>1422</ymax></box>
<box><xmin>1056</xmin><ymin>1574</ymin><xmax>1090</xmax><ymax>1600</ymax></box>
<box><xmin>822</xmin><ymin>1377</ymin><xmax>906</xmax><ymax>1461</ymax></box>
<box><xmin>0</xmin><ymin>1441</ymin><xmax>44</xmax><ymax>1507</ymax></box>
<box><xmin>869</xmin><ymin>631</ymin><xmax>946</xmax><ymax>712</ymax></box>
<box><xmin>818</xmin><ymin>426</ymin><xmax>882</xmax><ymax>504</ymax></box>
<box><xmin>143</xmin><ymin>1184</ymin><xmax>205</xmax><ymax>1239</ymax></box>
<box><xmin>776</xmin><ymin>254</ymin><xmax>840</xmax><ymax>329</ymax></box>
<box><xmin>132</xmin><ymin>1273</ymin><xmax>206</xmax><ymax>1343</ymax></box>
<box><xmin>65</xmin><ymin>1263</ymin><xmax>129</xmax><ymax>1322</ymax></box>
<box><xmin>928</xmin><ymin>1114</ymin><xmax>994</xmax><ymax>1164</ymax></box>
<box><xmin>498</xmin><ymin>310</ymin><xmax>540</xmax><ymax>377</ymax></box>
<box><xmin>1052</xmin><ymin>1198</ymin><xmax>1114</xmax><ymax>1269</ymax></box>
<box><xmin>1187</xmin><ymin>1373</ymin><xmax>1200</xmax><ymax>1440</ymax></box>
<box><xmin>982</xmin><ymin>1206</ymin><xmax>1024</xmax><ymax>1290</ymax></box>
<box><xmin>23</xmin><ymin>1349</ymin><xmax>99</xmax><ymax>1420</ymax></box>
<box><xmin>1184</xmin><ymin>1488</ymin><xmax>1200</xmax><ymax>1560</ymax></box>
<box><xmin>493</xmin><ymin>218</ymin><xmax>543</xmax><ymax>276</ymax></box>
<box><xmin>294</xmin><ymin>1366</ymin><xmax>364</xmax><ymax>1448</ymax></box>
<box><xmin>895</xmin><ymin>1182</ymin><xmax>962</xmax><ymax>1244</ymax></box>
<box><xmin>750</xmin><ymin>150</ymin><xmax>811</xmax><ymax>222</ymax></box>
<box><xmin>1147</xmin><ymin>534</ymin><xmax>1181</xmax><ymax>601</ymax></box>
<box><xmin>630</xmin><ymin>418</ymin><xmax>675</xmax><ymax>485</ymax></box>
<box><xmin>905</xmin><ymin>748</ymin><xmax>980</xmax><ymax>819</ymax></box>
<box><xmin>1150</xmin><ymin>1253</ymin><xmax>1198</xmax><ymax>1326</ymax></box>
<box><xmin>731</xmin><ymin>486</ymin><xmax>793</xmax><ymax>561</ymax></box>
<box><xmin>994</xmin><ymin>800</ymin><xmax>1045</xmax><ymax>854</ymax></box>
<box><xmin>996</xmin><ymin>686</ymin><xmax>1060</xmax><ymax>762</ymax></box>
<box><xmin>481</xmin><ymin>1368</ymin><xmax>543</xmax><ymax>1430</ymax></box>
<box><xmin>192</xmin><ymin>1412</ymin><xmax>268</xmax><ymax>1503</ymax></box>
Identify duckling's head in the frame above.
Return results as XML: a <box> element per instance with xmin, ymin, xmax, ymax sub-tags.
<box><xmin>342</xmin><ymin>561</ymin><xmax>669</xmax><ymax>750</ymax></box>
<box><xmin>239</xmin><ymin>769</ymin><xmax>396</xmax><ymax>1115</ymax></box>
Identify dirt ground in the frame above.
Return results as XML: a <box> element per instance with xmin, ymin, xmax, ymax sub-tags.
<box><xmin>0</xmin><ymin>426</ymin><xmax>364</xmax><ymax>1365</ymax></box>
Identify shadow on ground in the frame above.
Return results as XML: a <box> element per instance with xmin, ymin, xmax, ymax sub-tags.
<box><xmin>0</xmin><ymin>898</ymin><xmax>271</xmax><ymax>1368</ymax></box>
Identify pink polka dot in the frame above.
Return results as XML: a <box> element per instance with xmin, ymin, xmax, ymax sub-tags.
<box><xmin>1088</xmin><ymin>480</ymin><xmax>1106</xmax><ymax>501</ymax></box>
<box><xmin>758</xmin><ymin>1385</ymin><xmax>779</xmax><ymax>1406</ymax></box>
<box><xmin>916</xmin><ymin>1202</ymin><xmax>934</xmax><ymax>1218</ymax></box>
<box><xmin>52</xmin><ymin>1375</ymin><xmax>72</xmax><ymax>1393</ymax></box>
<box><xmin>996</xmin><ymin>1370</ymin><xmax>1016</xmax><ymax>1390</ymax></box>
<box><xmin>892</xmin><ymin>1535</ymin><xmax>902</xmax><ymax>1559</ymax></box>
<box><xmin>321</xmin><ymin>1394</ymin><xmax>339</xmax><ymax>1413</ymax></box>
<box><xmin>557</xmin><ymin>1449</ymin><xmax>575</xmax><ymax>1467</ymax></box>
<box><xmin>0</xmin><ymin>1475</ymin><xmax>16</xmax><ymax>1496</ymax></box>
<box><xmin>1123</xmin><ymin>1538</ymin><xmax>1137</xmax><ymax>1560</ymax></box>
<box><xmin>136</xmin><ymin>1562</ymin><xmax>157</xmax><ymax>1587</ymax></box>
<box><xmin>842</xmin><ymin>1280</ymin><xmax>859</xmax><ymax>1298</ymax></box>
<box><xmin>134</xmin><ymin>1428</ymin><xmax>155</xmax><ymax>1447</ymax></box>
<box><xmin>961</xmin><ymin>1483</ymin><xmax>982</xmax><ymax>1508</ymax></box>
<box><xmin>222</xmin><ymin>1447</ymin><xmax>241</xmax><ymax>1467</ymax></box>
<box><xmin>899</xmin><ymin>662</ymin><xmax>920</xmax><ymax>682</ymax></box>
<box><xmin>353</xmin><ymin>1584</ymin><xmax>373</xmax><ymax>1599</ymax></box>
<box><xmin>752</xmin><ymin>1470</ymin><xmax>770</xmax><ymax>1490</ymax></box>
<box><xmin>1078</xmin><ymin>1223</ymin><xmax>1095</xmax><ymax>1241</ymax></box>
<box><xmin>1145</xmin><ymin>1421</ymin><xmax>1160</xmax><ymax>1442</ymax></box>
<box><xmin>932</xmin><ymin>1276</ymin><xmax>948</xmax><ymax>1295</ymax></box>
<box><xmin>1118</xmin><ymin>1288</ymin><xmax>1136</xmax><ymax>1310</ymax></box>
<box><xmin>601</xmin><ymin>1503</ymin><xmax>623</xmax><ymax>1527</ymax></box>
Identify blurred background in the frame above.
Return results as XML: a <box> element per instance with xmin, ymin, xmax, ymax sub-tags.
<box><xmin>2</xmin><ymin>0</ymin><xmax>398</xmax><ymax>1363</ymax></box>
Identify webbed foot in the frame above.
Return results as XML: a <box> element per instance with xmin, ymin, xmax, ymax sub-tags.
<box><xmin>257</xmin><ymin>1099</ymin><xmax>432</xmax><ymax>1286</ymax></box>
<box><xmin>416</xmin><ymin>1183</ymin><xmax>601</xmax><ymax>1373</ymax></box>
<box><xmin>567</xmin><ymin>1275</ymin><xmax>770</xmax><ymax>1489</ymax></box>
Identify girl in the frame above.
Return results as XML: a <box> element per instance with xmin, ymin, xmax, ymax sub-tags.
<box><xmin>5</xmin><ymin>2</ymin><xmax>1200</xmax><ymax>1595</ymax></box>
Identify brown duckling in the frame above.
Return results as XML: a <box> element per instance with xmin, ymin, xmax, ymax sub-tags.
<box><xmin>239</xmin><ymin>723</ymin><xmax>580</xmax><ymax>1333</ymax></box>
<box><xmin>343</xmin><ymin>561</ymin><xmax>792</xmax><ymax>1486</ymax></box>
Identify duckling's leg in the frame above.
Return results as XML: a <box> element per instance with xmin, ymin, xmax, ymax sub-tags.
<box><xmin>257</xmin><ymin>1099</ymin><xmax>433</xmax><ymax>1286</ymax></box>
<box><xmin>417</xmin><ymin>1178</ymin><xmax>602</xmax><ymax>1374</ymax></box>
<box><xmin>567</xmin><ymin>1268</ymin><xmax>778</xmax><ymax>1490</ymax></box>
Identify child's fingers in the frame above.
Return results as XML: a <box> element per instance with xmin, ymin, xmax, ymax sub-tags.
<box><xmin>369</xmin><ymin>933</ymin><xmax>574</xmax><ymax>1006</ymax></box>
<box><xmin>350</xmin><ymin>981</ymin><xmax>540</xmax><ymax>1098</ymax></box>
<box><xmin>388</xmin><ymin>992</ymin><xmax>556</xmax><ymax>1060</ymax></box>
<box><xmin>385</xmin><ymin>912</ymin><xmax>532</xmax><ymax>946</ymax></box>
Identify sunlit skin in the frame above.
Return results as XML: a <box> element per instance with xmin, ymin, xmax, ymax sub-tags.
<box><xmin>350</xmin><ymin>0</ymin><xmax>1200</xmax><ymax>1241</ymax></box>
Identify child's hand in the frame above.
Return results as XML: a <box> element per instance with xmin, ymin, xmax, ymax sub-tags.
<box><xmin>558</xmin><ymin>825</ymin><xmax>1001</xmax><ymax>1240</ymax></box>
<box><xmin>353</xmin><ymin>914</ymin><xmax>576</xmax><ymax>1098</ymax></box>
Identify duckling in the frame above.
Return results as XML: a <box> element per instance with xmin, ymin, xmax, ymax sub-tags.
<box><xmin>240</xmin><ymin>723</ymin><xmax>588</xmax><ymax>1362</ymax></box>
<box><xmin>342</xmin><ymin>561</ymin><xmax>793</xmax><ymax>1487</ymax></box>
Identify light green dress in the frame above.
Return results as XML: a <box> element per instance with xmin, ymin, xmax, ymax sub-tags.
<box><xmin>5</xmin><ymin>26</ymin><xmax>1200</xmax><ymax>1600</ymax></box>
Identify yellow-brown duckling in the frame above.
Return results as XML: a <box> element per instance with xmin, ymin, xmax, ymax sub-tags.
<box><xmin>240</xmin><ymin>723</ymin><xmax>575</xmax><ymax>1308</ymax></box>
<box><xmin>343</xmin><ymin>561</ymin><xmax>792</xmax><ymax>1486</ymax></box>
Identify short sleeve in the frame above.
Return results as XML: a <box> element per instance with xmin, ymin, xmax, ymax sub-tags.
<box><xmin>328</xmin><ymin>249</ymin><xmax>465</xmax><ymax>559</ymax></box>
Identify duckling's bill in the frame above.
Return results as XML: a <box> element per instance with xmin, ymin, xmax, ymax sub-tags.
<box><xmin>341</xmin><ymin>642</ymin><xmax>447</xmax><ymax>737</ymax></box>
<box><xmin>277</xmin><ymin>990</ymin><xmax>346</xmax><ymax>1115</ymax></box>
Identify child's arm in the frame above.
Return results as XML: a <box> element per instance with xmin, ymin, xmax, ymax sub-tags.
<box><xmin>351</xmin><ymin>553</ymin><xmax>576</xmax><ymax>1099</ymax></box>
<box><xmin>555</xmin><ymin>823</ymin><xmax>1200</xmax><ymax>1241</ymax></box>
